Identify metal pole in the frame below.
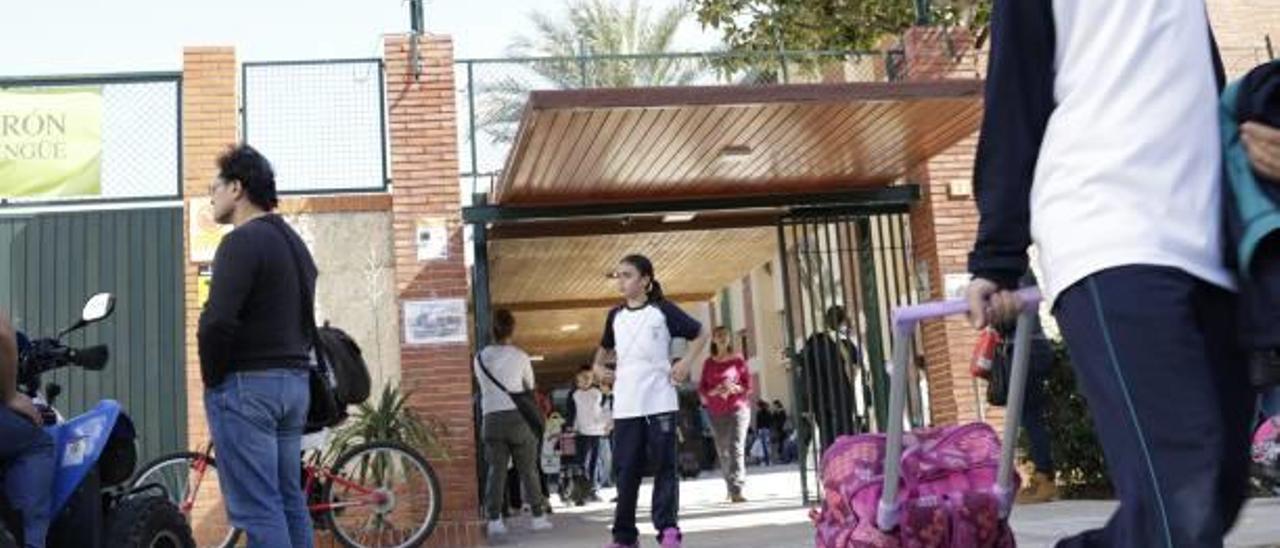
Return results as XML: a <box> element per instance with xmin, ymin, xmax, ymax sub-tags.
<box><xmin>578</xmin><ymin>38</ymin><xmax>590</xmax><ymax>88</ymax></box>
<box><xmin>996</xmin><ymin>309</ymin><xmax>1036</xmax><ymax>517</ymax></box>
<box><xmin>472</xmin><ymin>222</ymin><xmax>493</xmax><ymax>348</ymax></box>
<box><xmin>876</xmin><ymin>325</ymin><xmax>913</xmax><ymax>531</ymax></box>
<box><xmin>856</xmin><ymin>217</ymin><xmax>889</xmax><ymax>430</ymax></box>
<box><xmin>470</xmin><ymin>220</ymin><xmax>494</xmax><ymax>512</ymax></box>
<box><xmin>778</xmin><ymin>221</ymin><xmax>812</xmax><ymax>504</ymax></box>
<box><xmin>378</xmin><ymin>60</ymin><xmax>390</xmax><ymax>189</ymax></box>
<box><xmin>840</xmin><ymin>219</ymin><xmax>872</xmax><ymax>431</ymax></box>
<box><xmin>914</xmin><ymin>0</ymin><xmax>932</xmax><ymax>25</ymax></box>
<box><xmin>466</xmin><ymin>62</ymin><xmax>480</xmax><ymax>195</ymax></box>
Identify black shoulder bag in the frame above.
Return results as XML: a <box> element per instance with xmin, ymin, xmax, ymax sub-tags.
<box><xmin>267</xmin><ymin>218</ymin><xmax>345</xmax><ymax>431</ymax></box>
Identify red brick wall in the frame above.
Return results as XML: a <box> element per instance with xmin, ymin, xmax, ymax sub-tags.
<box><xmin>384</xmin><ymin>34</ymin><xmax>484</xmax><ymax>547</ymax></box>
<box><xmin>903</xmin><ymin>28</ymin><xmax>1004</xmax><ymax>429</ymax></box>
<box><xmin>179</xmin><ymin>46</ymin><xmax>239</xmax><ymax>545</ymax></box>
<box><xmin>181</xmin><ymin>47</ymin><xmax>237</xmax><ymax>451</ymax></box>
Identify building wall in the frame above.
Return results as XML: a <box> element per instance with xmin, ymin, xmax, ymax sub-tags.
<box><xmin>180</xmin><ymin>34</ymin><xmax>484</xmax><ymax>546</ymax></box>
<box><xmin>384</xmin><ymin>33</ymin><xmax>486</xmax><ymax>546</ymax></box>
<box><xmin>750</xmin><ymin>260</ymin><xmax>792</xmax><ymax>412</ymax></box>
<box><xmin>279</xmin><ymin>208</ymin><xmax>401</xmax><ymax>391</ymax></box>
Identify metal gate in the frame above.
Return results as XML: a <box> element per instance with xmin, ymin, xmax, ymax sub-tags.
<box><xmin>0</xmin><ymin>207</ymin><xmax>186</xmax><ymax>464</ymax></box>
<box><xmin>777</xmin><ymin>211</ymin><xmax>926</xmax><ymax>503</ymax></box>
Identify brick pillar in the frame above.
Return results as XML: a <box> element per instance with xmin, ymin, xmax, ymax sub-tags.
<box><xmin>180</xmin><ymin>46</ymin><xmax>239</xmax><ymax>544</ymax></box>
<box><xmin>181</xmin><ymin>46</ymin><xmax>237</xmax><ymax>449</ymax></box>
<box><xmin>902</xmin><ymin>28</ymin><xmax>1003</xmax><ymax>428</ymax></box>
<box><xmin>385</xmin><ymin>34</ymin><xmax>484</xmax><ymax>546</ymax></box>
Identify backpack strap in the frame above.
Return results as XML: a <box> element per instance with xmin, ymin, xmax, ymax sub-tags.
<box><xmin>262</xmin><ymin>216</ymin><xmax>324</xmax><ymax>370</ymax></box>
<box><xmin>476</xmin><ymin>350</ymin><xmax>514</xmax><ymax>394</ymax></box>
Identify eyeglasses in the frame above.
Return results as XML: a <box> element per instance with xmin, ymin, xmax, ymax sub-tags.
<box><xmin>208</xmin><ymin>179</ymin><xmax>235</xmax><ymax>195</ymax></box>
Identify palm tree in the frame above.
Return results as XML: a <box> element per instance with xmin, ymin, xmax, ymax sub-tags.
<box><xmin>476</xmin><ymin>0</ymin><xmax>705</xmax><ymax>144</ymax></box>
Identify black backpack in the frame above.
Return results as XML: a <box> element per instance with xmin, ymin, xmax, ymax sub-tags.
<box><xmin>316</xmin><ymin>322</ymin><xmax>372</xmax><ymax>406</ymax></box>
<box><xmin>266</xmin><ymin>216</ymin><xmax>372</xmax><ymax>429</ymax></box>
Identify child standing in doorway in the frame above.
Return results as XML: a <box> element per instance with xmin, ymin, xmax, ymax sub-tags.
<box><xmin>593</xmin><ymin>254</ymin><xmax>709</xmax><ymax>548</ymax></box>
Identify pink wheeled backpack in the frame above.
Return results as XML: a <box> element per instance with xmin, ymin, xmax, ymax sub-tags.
<box><xmin>812</xmin><ymin>288</ymin><xmax>1041</xmax><ymax>547</ymax></box>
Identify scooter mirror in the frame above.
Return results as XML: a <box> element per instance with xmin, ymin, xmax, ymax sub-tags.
<box><xmin>81</xmin><ymin>293</ymin><xmax>115</xmax><ymax>324</ymax></box>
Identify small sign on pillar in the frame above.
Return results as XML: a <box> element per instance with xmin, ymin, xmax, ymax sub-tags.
<box><xmin>416</xmin><ymin>217</ymin><xmax>448</xmax><ymax>261</ymax></box>
<box><xmin>404</xmin><ymin>298</ymin><xmax>467</xmax><ymax>345</ymax></box>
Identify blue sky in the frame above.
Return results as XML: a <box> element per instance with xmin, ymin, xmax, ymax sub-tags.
<box><xmin>2</xmin><ymin>0</ymin><xmax>720</xmax><ymax>76</ymax></box>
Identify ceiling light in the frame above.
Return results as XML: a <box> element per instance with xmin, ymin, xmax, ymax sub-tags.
<box><xmin>560</xmin><ymin>324</ymin><xmax>581</xmax><ymax>332</ymax></box>
<box><xmin>718</xmin><ymin>144</ymin><xmax>753</xmax><ymax>162</ymax></box>
<box><xmin>530</xmin><ymin>355</ymin><xmax>545</xmax><ymax>362</ymax></box>
<box><xmin>662</xmin><ymin>212</ymin><xmax>697</xmax><ymax>223</ymax></box>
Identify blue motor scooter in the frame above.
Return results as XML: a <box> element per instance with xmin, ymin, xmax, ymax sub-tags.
<box><xmin>0</xmin><ymin>293</ymin><xmax>193</xmax><ymax>547</ymax></box>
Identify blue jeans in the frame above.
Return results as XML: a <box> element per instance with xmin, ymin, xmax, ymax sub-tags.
<box><xmin>205</xmin><ymin>369</ymin><xmax>312</xmax><ymax>548</ymax></box>
<box><xmin>0</xmin><ymin>406</ymin><xmax>54</xmax><ymax>548</ymax></box>
<box><xmin>756</xmin><ymin>429</ymin><xmax>773</xmax><ymax>465</ymax></box>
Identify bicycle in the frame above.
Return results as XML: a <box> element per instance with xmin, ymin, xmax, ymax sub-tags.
<box><xmin>131</xmin><ymin>430</ymin><xmax>441</xmax><ymax>548</ymax></box>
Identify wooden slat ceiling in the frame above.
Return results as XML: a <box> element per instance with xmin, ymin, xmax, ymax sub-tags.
<box><xmin>495</xmin><ymin>80</ymin><xmax>983</xmax><ymax>206</ymax></box>
<box><xmin>492</xmin><ymin>228</ymin><xmax>777</xmax><ymax>381</ymax></box>
<box><xmin>491</xmin><ymin>228</ymin><xmax>775</xmax><ymax>306</ymax></box>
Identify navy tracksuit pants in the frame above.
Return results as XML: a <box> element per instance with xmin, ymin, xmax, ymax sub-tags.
<box><xmin>1052</xmin><ymin>266</ymin><xmax>1252</xmax><ymax>548</ymax></box>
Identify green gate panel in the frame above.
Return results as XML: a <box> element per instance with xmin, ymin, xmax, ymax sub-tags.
<box><xmin>0</xmin><ymin>207</ymin><xmax>186</xmax><ymax>465</ymax></box>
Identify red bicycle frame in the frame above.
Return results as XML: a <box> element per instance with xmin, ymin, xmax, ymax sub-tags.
<box><xmin>177</xmin><ymin>443</ymin><xmax>389</xmax><ymax>516</ymax></box>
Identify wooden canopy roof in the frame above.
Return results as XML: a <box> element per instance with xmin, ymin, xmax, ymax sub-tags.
<box><xmin>477</xmin><ymin>80</ymin><xmax>984</xmax><ymax>381</ymax></box>
<box><xmin>493</xmin><ymin>80</ymin><xmax>982</xmax><ymax>207</ymax></box>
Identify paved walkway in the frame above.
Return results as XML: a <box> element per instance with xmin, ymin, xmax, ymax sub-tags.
<box><xmin>484</xmin><ymin>465</ymin><xmax>1280</xmax><ymax>547</ymax></box>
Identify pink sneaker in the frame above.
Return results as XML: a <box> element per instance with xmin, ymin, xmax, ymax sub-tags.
<box><xmin>659</xmin><ymin>528</ymin><xmax>682</xmax><ymax>548</ymax></box>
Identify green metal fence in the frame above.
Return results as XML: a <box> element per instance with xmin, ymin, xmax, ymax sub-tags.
<box><xmin>0</xmin><ymin>207</ymin><xmax>186</xmax><ymax>465</ymax></box>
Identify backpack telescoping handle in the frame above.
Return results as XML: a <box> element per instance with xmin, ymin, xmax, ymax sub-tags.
<box><xmin>875</xmin><ymin>287</ymin><xmax>1043</xmax><ymax>532</ymax></box>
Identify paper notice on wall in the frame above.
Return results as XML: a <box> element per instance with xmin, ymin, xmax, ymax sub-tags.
<box><xmin>404</xmin><ymin>298</ymin><xmax>467</xmax><ymax>345</ymax></box>
<box><xmin>416</xmin><ymin>217</ymin><xmax>448</xmax><ymax>261</ymax></box>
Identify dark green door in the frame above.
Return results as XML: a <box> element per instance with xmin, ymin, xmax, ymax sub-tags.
<box><xmin>0</xmin><ymin>206</ymin><xmax>186</xmax><ymax>464</ymax></box>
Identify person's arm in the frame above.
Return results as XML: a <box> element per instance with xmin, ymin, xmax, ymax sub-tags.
<box><xmin>0</xmin><ymin>311</ymin><xmax>17</xmax><ymax>403</ymax></box>
<box><xmin>521</xmin><ymin>353</ymin><xmax>536</xmax><ymax>392</ymax></box>
<box><xmin>593</xmin><ymin>307</ymin><xmax>620</xmax><ymax>382</ymax></box>
<box><xmin>738</xmin><ymin>358</ymin><xmax>752</xmax><ymax>396</ymax></box>
<box><xmin>660</xmin><ymin>302</ymin><xmax>708</xmax><ymax>384</ymax></box>
<box><xmin>198</xmin><ymin>230</ymin><xmax>258</xmax><ymax>385</ymax></box>
<box><xmin>965</xmin><ymin>0</ymin><xmax>1057</xmax><ymax>328</ymax></box>
<box><xmin>698</xmin><ymin>358</ymin><xmax>717</xmax><ymax>403</ymax></box>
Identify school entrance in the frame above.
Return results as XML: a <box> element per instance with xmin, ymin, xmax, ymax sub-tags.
<box><xmin>460</xmin><ymin>62</ymin><xmax>984</xmax><ymax>508</ymax></box>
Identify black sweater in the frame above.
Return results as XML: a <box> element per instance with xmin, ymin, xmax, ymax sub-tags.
<box><xmin>198</xmin><ymin>214</ymin><xmax>317</xmax><ymax>388</ymax></box>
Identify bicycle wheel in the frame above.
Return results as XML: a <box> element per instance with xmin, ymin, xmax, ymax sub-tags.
<box><xmin>132</xmin><ymin>451</ymin><xmax>242</xmax><ymax>548</ymax></box>
<box><xmin>323</xmin><ymin>441</ymin><xmax>441</xmax><ymax>548</ymax></box>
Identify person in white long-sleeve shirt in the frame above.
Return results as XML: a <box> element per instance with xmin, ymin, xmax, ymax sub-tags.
<box><xmin>566</xmin><ymin>365</ymin><xmax>609</xmax><ymax>502</ymax></box>
<box><xmin>964</xmin><ymin>1</ymin><xmax>1254</xmax><ymax>545</ymax></box>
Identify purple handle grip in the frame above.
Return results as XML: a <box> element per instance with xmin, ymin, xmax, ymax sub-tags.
<box><xmin>891</xmin><ymin>287</ymin><xmax>1042</xmax><ymax>332</ymax></box>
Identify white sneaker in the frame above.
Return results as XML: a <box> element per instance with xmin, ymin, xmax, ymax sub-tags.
<box><xmin>487</xmin><ymin>519</ymin><xmax>508</xmax><ymax>536</ymax></box>
<box><xmin>531</xmin><ymin>515</ymin><xmax>554</xmax><ymax>531</ymax></box>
